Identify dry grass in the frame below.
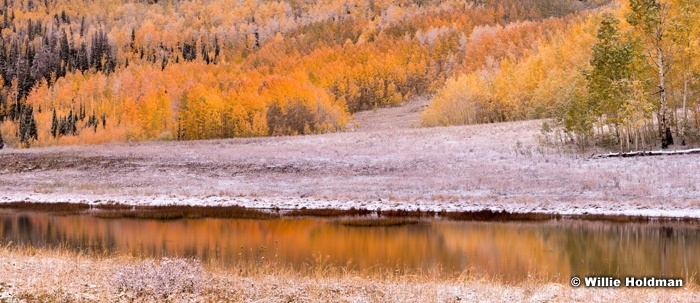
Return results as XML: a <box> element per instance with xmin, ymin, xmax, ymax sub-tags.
<box><xmin>111</xmin><ymin>258</ymin><xmax>204</xmax><ymax>301</ymax></box>
<box><xmin>1</xmin><ymin>100</ymin><xmax>700</xmax><ymax>218</ymax></box>
<box><xmin>335</xmin><ymin>217</ymin><xmax>422</xmax><ymax>227</ymax></box>
<box><xmin>0</xmin><ymin>244</ymin><xmax>698</xmax><ymax>302</ymax></box>
<box><xmin>0</xmin><ymin>202</ymin><xmax>89</xmax><ymax>213</ymax></box>
<box><xmin>4</xmin><ymin>201</ymin><xmax>677</xmax><ymax>223</ymax></box>
<box><xmin>90</xmin><ymin>205</ymin><xmax>279</xmax><ymax>220</ymax></box>
<box><xmin>285</xmin><ymin>207</ymin><xmax>374</xmax><ymax>217</ymax></box>
<box><xmin>440</xmin><ymin>210</ymin><xmax>560</xmax><ymax>221</ymax></box>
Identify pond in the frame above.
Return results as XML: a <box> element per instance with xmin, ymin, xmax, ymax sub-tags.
<box><xmin>1</xmin><ymin>210</ymin><xmax>698</xmax><ymax>282</ymax></box>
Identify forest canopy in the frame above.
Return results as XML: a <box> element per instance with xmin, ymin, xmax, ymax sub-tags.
<box><xmin>0</xmin><ymin>0</ymin><xmax>614</xmax><ymax>147</ymax></box>
<box><xmin>422</xmin><ymin>0</ymin><xmax>700</xmax><ymax>151</ymax></box>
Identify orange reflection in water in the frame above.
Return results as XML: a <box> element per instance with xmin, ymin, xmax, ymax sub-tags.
<box><xmin>1</xmin><ymin>212</ymin><xmax>698</xmax><ymax>282</ymax></box>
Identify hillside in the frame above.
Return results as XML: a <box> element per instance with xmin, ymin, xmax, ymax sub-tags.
<box><xmin>423</xmin><ymin>0</ymin><xmax>700</xmax><ymax>151</ymax></box>
<box><xmin>2</xmin><ymin>100</ymin><xmax>699</xmax><ymax>218</ymax></box>
<box><xmin>0</xmin><ymin>0</ymin><xmax>608</xmax><ymax>147</ymax></box>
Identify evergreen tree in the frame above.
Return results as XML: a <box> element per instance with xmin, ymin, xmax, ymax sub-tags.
<box><xmin>60</xmin><ymin>29</ymin><xmax>70</xmax><ymax>70</ymax></box>
<box><xmin>29</xmin><ymin>114</ymin><xmax>37</xmax><ymax>140</ymax></box>
<box><xmin>68</xmin><ymin>108</ymin><xmax>77</xmax><ymax>135</ymax></box>
<box><xmin>214</xmin><ymin>36</ymin><xmax>220</xmax><ymax>62</ymax></box>
<box><xmin>77</xmin><ymin>42</ymin><xmax>89</xmax><ymax>71</ymax></box>
<box><xmin>130</xmin><ymin>28</ymin><xmax>136</xmax><ymax>52</ymax></box>
<box><xmin>51</xmin><ymin>108</ymin><xmax>57</xmax><ymax>137</ymax></box>
<box><xmin>59</xmin><ymin>116</ymin><xmax>67</xmax><ymax>136</ymax></box>
<box><xmin>19</xmin><ymin>106</ymin><xmax>38</xmax><ymax>146</ymax></box>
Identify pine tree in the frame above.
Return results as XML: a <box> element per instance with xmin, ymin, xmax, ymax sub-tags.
<box><xmin>214</xmin><ymin>36</ymin><xmax>220</xmax><ymax>62</ymax></box>
<box><xmin>59</xmin><ymin>30</ymin><xmax>70</xmax><ymax>71</ymax></box>
<box><xmin>19</xmin><ymin>106</ymin><xmax>38</xmax><ymax>146</ymax></box>
<box><xmin>79</xmin><ymin>16</ymin><xmax>85</xmax><ymax>37</ymax></box>
<box><xmin>130</xmin><ymin>28</ymin><xmax>136</xmax><ymax>52</ymax></box>
<box><xmin>29</xmin><ymin>115</ymin><xmax>37</xmax><ymax>141</ymax></box>
<box><xmin>51</xmin><ymin>108</ymin><xmax>58</xmax><ymax>137</ymax></box>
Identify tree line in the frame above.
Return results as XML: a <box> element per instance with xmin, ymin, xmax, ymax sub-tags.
<box><xmin>423</xmin><ymin>0</ymin><xmax>700</xmax><ymax>152</ymax></box>
<box><xmin>0</xmin><ymin>0</ymin><xmax>605</xmax><ymax>147</ymax></box>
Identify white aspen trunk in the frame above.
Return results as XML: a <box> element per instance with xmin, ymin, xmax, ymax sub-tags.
<box><xmin>681</xmin><ymin>77</ymin><xmax>688</xmax><ymax>145</ymax></box>
<box><xmin>619</xmin><ymin>125</ymin><xmax>623</xmax><ymax>153</ymax></box>
<box><xmin>626</xmin><ymin>125</ymin><xmax>631</xmax><ymax>152</ymax></box>
<box><xmin>657</xmin><ymin>37</ymin><xmax>671</xmax><ymax>149</ymax></box>
<box><xmin>695</xmin><ymin>102</ymin><xmax>700</xmax><ymax>131</ymax></box>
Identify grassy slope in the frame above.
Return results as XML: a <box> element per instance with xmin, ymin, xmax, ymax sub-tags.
<box><xmin>0</xmin><ymin>99</ymin><xmax>699</xmax><ymax>218</ymax></box>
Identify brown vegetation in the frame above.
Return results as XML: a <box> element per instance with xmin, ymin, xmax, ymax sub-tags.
<box><xmin>5</xmin><ymin>201</ymin><xmax>700</xmax><ymax>224</ymax></box>
<box><xmin>335</xmin><ymin>217</ymin><xmax>422</xmax><ymax>227</ymax></box>
<box><xmin>91</xmin><ymin>205</ymin><xmax>279</xmax><ymax>220</ymax></box>
<box><xmin>0</xmin><ymin>244</ymin><xmax>697</xmax><ymax>302</ymax></box>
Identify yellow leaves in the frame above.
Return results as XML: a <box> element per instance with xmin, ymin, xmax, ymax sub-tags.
<box><xmin>2</xmin><ymin>0</ymin><xmax>604</xmax><ymax>147</ymax></box>
<box><xmin>179</xmin><ymin>83</ymin><xmax>230</xmax><ymax>140</ymax></box>
<box><xmin>618</xmin><ymin>79</ymin><xmax>654</xmax><ymax>128</ymax></box>
<box><xmin>423</xmin><ymin>14</ymin><xmax>597</xmax><ymax>127</ymax></box>
<box><xmin>167</xmin><ymin>70</ymin><xmax>350</xmax><ymax>140</ymax></box>
<box><xmin>137</xmin><ymin>91</ymin><xmax>173</xmax><ymax>140</ymax></box>
<box><xmin>259</xmin><ymin>76</ymin><xmax>349</xmax><ymax>136</ymax></box>
<box><xmin>421</xmin><ymin>74</ymin><xmax>481</xmax><ymax>126</ymax></box>
<box><xmin>293</xmin><ymin>43</ymin><xmax>423</xmax><ymax>113</ymax></box>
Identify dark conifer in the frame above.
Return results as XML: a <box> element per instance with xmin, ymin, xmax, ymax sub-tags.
<box><xmin>60</xmin><ymin>30</ymin><xmax>69</xmax><ymax>66</ymax></box>
<box><xmin>28</xmin><ymin>114</ymin><xmax>37</xmax><ymax>140</ymax></box>
<box><xmin>79</xmin><ymin>16</ymin><xmax>85</xmax><ymax>37</ymax></box>
<box><xmin>214</xmin><ymin>36</ymin><xmax>220</xmax><ymax>61</ymax></box>
<box><xmin>130</xmin><ymin>28</ymin><xmax>136</xmax><ymax>51</ymax></box>
<box><xmin>19</xmin><ymin>106</ymin><xmax>37</xmax><ymax>146</ymax></box>
<box><xmin>51</xmin><ymin>108</ymin><xmax>57</xmax><ymax>137</ymax></box>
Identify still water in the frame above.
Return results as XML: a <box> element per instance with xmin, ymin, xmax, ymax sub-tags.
<box><xmin>1</xmin><ymin>211</ymin><xmax>698</xmax><ymax>282</ymax></box>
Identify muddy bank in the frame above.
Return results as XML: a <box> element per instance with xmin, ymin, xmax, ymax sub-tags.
<box><xmin>1</xmin><ymin>202</ymin><xmax>699</xmax><ymax>224</ymax></box>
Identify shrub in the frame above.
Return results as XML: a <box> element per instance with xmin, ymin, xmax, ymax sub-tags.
<box><xmin>111</xmin><ymin>258</ymin><xmax>204</xmax><ymax>301</ymax></box>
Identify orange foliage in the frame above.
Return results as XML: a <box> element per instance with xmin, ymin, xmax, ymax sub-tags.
<box><xmin>0</xmin><ymin>0</ymin><xmax>597</xmax><ymax>147</ymax></box>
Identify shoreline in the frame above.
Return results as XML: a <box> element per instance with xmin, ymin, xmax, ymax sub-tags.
<box><xmin>1</xmin><ymin>200</ymin><xmax>699</xmax><ymax>224</ymax></box>
<box><xmin>0</xmin><ymin>244</ymin><xmax>697</xmax><ymax>302</ymax></box>
<box><xmin>3</xmin><ymin>119</ymin><xmax>700</xmax><ymax>223</ymax></box>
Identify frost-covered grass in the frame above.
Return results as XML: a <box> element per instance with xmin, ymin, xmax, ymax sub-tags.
<box><xmin>0</xmin><ymin>244</ymin><xmax>697</xmax><ymax>302</ymax></box>
<box><xmin>1</xmin><ymin>99</ymin><xmax>700</xmax><ymax>219</ymax></box>
<box><xmin>111</xmin><ymin>258</ymin><xmax>204</xmax><ymax>301</ymax></box>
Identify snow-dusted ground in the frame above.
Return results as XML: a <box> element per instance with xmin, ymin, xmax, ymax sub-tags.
<box><xmin>3</xmin><ymin>250</ymin><xmax>698</xmax><ymax>302</ymax></box>
<box><xmin>1</xmin><ymin>99</ymin><xmax>699</xmax><ymax>219</ymax></box>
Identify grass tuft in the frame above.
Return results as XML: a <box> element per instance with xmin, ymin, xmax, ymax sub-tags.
<box><xmin>0</xmin><ymin>202</ymin><xmax>89</xmax><ymax>214</ymax></box>
<box><xmin>335</xmin><ymin>217</ymin><xmax>422</xmax><ymax>227</ymax></box>
<box><xmin>440</xmin><ymin>210</ymin><xmax>560</xmax><ymax>221</ymax></box>
<box><xmin>91</xmin><ymin>205</ymin><xmax>279</xmax><ymax>220</ymax></box>
<box><xmin>111</xmin><ymin>258</ymin><xmax>204</xmax><ymax>300</ymax></box>
<box><xmin>285</xmin><ymin>207</ymin><xmax>373</xmax><ymax>217</ymax></box>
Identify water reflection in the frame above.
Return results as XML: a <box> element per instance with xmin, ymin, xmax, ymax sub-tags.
<box><xmin>0</xmin><ymin>211</ymin><xmax>698</xmax><ymax>282</ymax></box>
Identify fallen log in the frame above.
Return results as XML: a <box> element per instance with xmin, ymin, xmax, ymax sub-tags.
<box><xmin>591</xmin><ymin>148</ymin><xmax>700</xmax><ymax>159</ymax></box>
